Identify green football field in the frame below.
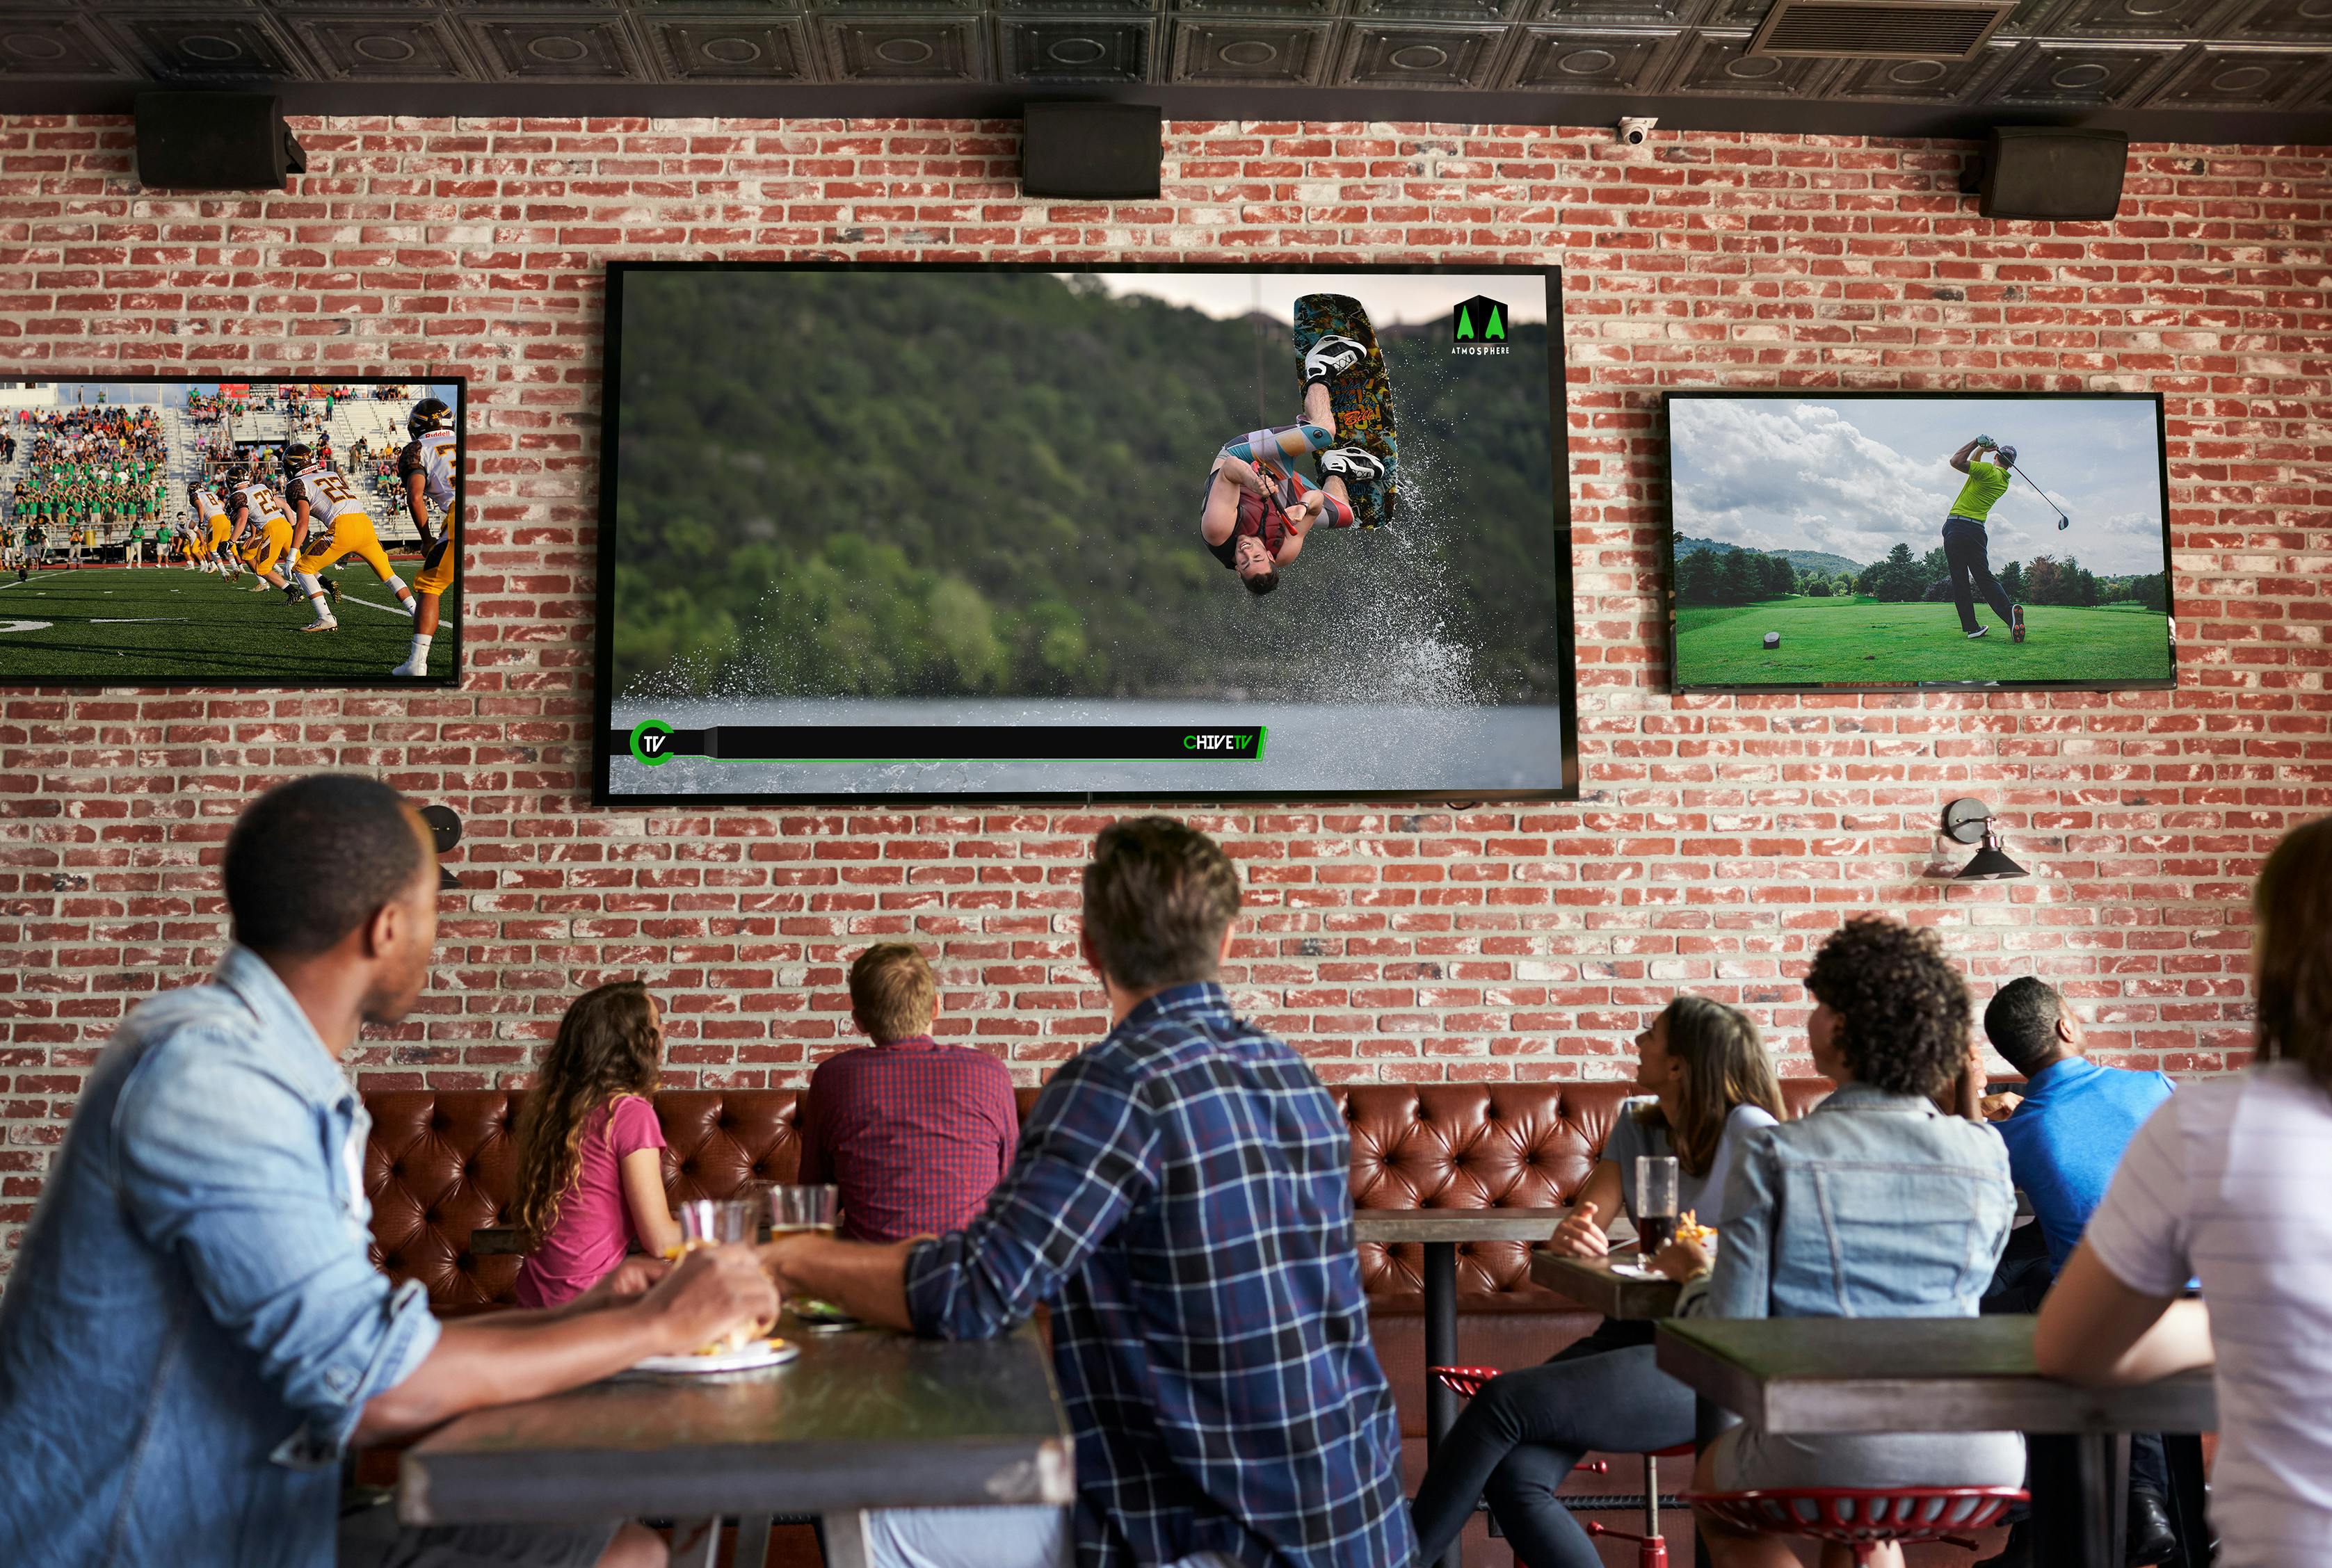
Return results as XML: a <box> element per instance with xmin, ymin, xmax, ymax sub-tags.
<box><xmin>0</xmin><ymin>561</ymin><xmax>455</xmax><ymax>682</ymax></box>
<box><xmin>1675</xmin><ymin>596</ymin><xmax>2173</xmax><ymax>686</ymax></box>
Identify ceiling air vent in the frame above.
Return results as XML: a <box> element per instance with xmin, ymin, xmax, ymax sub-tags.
<box><xmin>1746</xmin><ymin>0</ymin><xmax>2016</xmax><ymax>59</ymax></box>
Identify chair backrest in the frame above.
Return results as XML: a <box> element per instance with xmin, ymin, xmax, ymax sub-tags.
<box><xmin>363</xmin><ymin>1074</ymin><xmax>1833</xmax><ymax>1310</ymax></box>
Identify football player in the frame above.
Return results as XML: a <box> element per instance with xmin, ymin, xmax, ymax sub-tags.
<box><xmin>391</xmin><ymin>397</ymin><xmax>457</xmax><ymax>677</ymax></box>
<box><xmin>186</xmin><ymin>480</ymin><xmax>236</xmax><ymax>577</ymax></box>
<box><xmin>225</xmin><ymin>469</ymin><xmax>299</xmax><ymax>597</ymax></box>
<box><xmin>283</xmin><ymin>442</ymin><xmax>416</xmax><ymax>632</ymax></box>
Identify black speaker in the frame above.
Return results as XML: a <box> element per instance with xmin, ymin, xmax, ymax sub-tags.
<box><xmin>135</xmin><ymin>93</ymin><xmax>307</xmax><ymax>191</ymax></box>
<box><xmin>1975</xmin><ymin>127</ymin><xmax>2127</xmax><ymax>220</ymax></box>
<box><xmin>1020</xmin><ymin>104</ymin><xmax>1161</xmax><ymax>200</ymax></box>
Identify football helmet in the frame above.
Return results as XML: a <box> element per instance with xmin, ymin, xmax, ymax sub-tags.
<box><xmin>408</xmin><ymin>398</ymin><xmax>453</xmax><ymax>439</ymax></box>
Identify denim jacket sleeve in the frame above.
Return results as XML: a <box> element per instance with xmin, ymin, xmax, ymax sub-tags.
<box><xmin>905</xmin><ymin>1055</ymin><xmax>1156</xmax><ymax>1341</ymax></box>
<box><xmin>111</xmin><ymin>1024</ymin><xmax>441</xmax><ymax>1464</ymax></box>
<box><xmin>1679</xmin><ymin>1122</ymin><xmax>1779</xmax><ymax>1320</ymax></box>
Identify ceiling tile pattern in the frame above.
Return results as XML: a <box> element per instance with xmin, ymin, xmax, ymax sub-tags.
<box><xmin>17</xmin><ymin>0</ymin><xmax>2332</xmax><ymax>135</ymax></box>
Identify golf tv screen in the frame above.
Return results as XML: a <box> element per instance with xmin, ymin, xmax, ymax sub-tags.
<box><xmin>1664</xmin><ymin>391</ymin><xmax>2174</xmax><ymax>693</ymax></box>
<box><xmin>0</xmin><ymin>377</ymin><xmax>463</xmax><ymax>687</ymax></box>
<box><xmin>595</xmin><ymin>264</ymin><xmax>1577</xmax><ymax>804</ymax></box>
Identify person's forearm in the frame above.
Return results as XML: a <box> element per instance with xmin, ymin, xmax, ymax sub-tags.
<box><xmin>766</xmin><ymin>1237</ymin><xmax>919</xmax><ymax>1331</ymax></box>
<box><xmin>354</xmin><ymin>1305</ymin><xmax>659</xmax><ymax>1444</ymax></box>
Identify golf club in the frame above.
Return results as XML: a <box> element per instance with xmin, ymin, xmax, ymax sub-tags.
<box><xmin>1986</xmin><ymin>440</ymin><xmax>2080</xmax><ymax>531</ymax></box>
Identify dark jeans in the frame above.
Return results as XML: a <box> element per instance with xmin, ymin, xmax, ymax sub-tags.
<box><xmin>1943</xmin><ymin>517</ymin><xmax>2016</xmax><ymax>635</ymax></box>
<box><xmin>1408</xmin><ymin>1319</ymin><xmax>1691</xmax><ymax>1568</ymax></box>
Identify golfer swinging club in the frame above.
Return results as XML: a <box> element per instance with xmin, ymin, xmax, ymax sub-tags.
<box><xmin>1945</xmin><ymin>435</ymin><xmax>2027</xmax><ymax>643</ymax></box>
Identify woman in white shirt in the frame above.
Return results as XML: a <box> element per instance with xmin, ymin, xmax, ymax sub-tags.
<box><xmin>2036</xmin><ymin>814</ymin><xmax>2332</xmax><ymax>1567</ymax></box>
<box><xmin>1408</xmin><ymin>996</ymin><xmax>1784</xmax><ymax>1568</ymax></box>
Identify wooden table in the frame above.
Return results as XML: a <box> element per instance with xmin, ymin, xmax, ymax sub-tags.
<box><xmin>1528</xmin><ymin>1248</ymin><xmax>1681</xmax><ymax>1322</ymax></box>
<box><xmin>399</xmin><ymin>1320</ymin><xmax>1075</xmax><ymax>1568</ymax></box>
<box><xmin>1351</xmin><ymin>1207</ymin><xmax>1568</xmax><ymax>1568</ymax></box>
<box><xmin>1656</xmin><ymin>1316</ymin><xmax>2216</xmax><ymax>1568</ymax></box>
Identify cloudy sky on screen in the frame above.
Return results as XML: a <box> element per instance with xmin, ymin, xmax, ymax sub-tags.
<box><xmin>1063</xmin><ymin>272</ymin><xmax>1550</xmax><ymax>329</ymax></box>
<box><xmin>1668</xmin><ymin>396</ymin><xmax>2169</xmax><ymax>576</ymax></box>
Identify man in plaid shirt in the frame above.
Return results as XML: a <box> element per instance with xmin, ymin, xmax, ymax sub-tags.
<box><xmin>763</xmin><ymin>817</ymin><xmax>1414</xmax><ymax>1568</ymax></box>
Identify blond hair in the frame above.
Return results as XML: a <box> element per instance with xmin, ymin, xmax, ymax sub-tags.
<box><xmin>851</xmin><ymin>943</ymin><xmax>937</xmax><ymax>1043</ymax></box>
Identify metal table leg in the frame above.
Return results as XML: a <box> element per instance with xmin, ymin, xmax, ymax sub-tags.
<box><xmin>821</xmin><ymin>1509</ymin><xmax>874</xmax><ymax>1568</ymax></box>
<box><xmin>2030</xmin><ymin>1432</ymin><xmax>2118</xmax><ymax>1567</ymax></box>
<box><xmin>2163</xmin><ymin>1434</ymin><xmax>2211</xmax><ymax>1567</ymax></box>
<box><xmin>673</xmin><ymin>1519</ymin><xmax>722</xmax><ymax>1568</ymax></box>
<box><xmin>1422</xmin><ymin>1238</ymin><xmax>1461</xmax><ymax>1568</ymax></box>
<box><xmin>734</xmin><ymin>1514</ymin><xmax>772</xmax><ymax>1568</ymax></box>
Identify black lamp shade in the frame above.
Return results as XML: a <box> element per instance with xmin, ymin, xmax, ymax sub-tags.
<box><xmin>1956</xmin><ymin>832</ymin><xmax>2027</xmax><ymax>881</ymax></box>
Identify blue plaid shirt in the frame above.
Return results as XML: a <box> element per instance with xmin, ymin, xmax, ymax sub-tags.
<box><xmin>906</xmin><ymin>983</ymin><xmax>1414</xmax><ymax>1568</ymax></box>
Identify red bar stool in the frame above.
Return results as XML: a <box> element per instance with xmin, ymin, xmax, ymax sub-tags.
<box><xmin>1430</xmin><ymin>1366</ymin><xmax>1692</xmax><ymax>1568</ymax></box>
<box><xmin>1682</xmin><ymin>1486</ymin><xmax>2027</xmax><ymax>1565</ymax></box>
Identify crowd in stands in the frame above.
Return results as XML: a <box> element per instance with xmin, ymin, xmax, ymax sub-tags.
<box><xmin>0</xmin><ymin>782</ymin><xmax>2328</xmax><ymax>1568</ymax></box>
<box><xmin>4</xmin><ymin>405</ymin><xmax>169</xmax><ymax>555</ymax></box>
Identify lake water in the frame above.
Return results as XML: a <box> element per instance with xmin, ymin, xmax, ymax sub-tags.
<box><xmin>609</xmin><ymin>696</ymin><xmax>1571</xmax><ymax>798</ymax></box>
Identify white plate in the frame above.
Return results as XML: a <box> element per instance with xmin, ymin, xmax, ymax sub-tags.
<box><xmin>1608</xmin><ymin>1261</ymin><xmax>1668</xmax><ymax>1281</ymax></box>
<box><xmin>629</xmin><ymin>1337</ymin><xmax>801</xmax><ymax>1375</ymax></box>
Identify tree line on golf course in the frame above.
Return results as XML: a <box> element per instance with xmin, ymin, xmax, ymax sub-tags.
<box><xmin>1675</xmin><ymin>540</ymin><xmax>2169</xmax><ymax>613</ymax></box>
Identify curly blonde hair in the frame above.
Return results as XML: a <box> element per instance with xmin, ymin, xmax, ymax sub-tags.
<box><xmin>510</xmin><ymin>980</ymin><xmax>663</xmax><ymax>1247</ymax></box>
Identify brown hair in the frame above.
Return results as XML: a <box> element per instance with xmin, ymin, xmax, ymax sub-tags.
<box><xmin>1805</xmin><ymin>915</ymin><xmax>1972</xmax><ymax>1099</ymax></box>
<box><xmin>510</xmin><ymin>980</ymin><xmax>663</xmax><ymax>1248</ymax></box>
<box><xmin>1243</xmin><ymin>570</ymin><xmax>1280</xmax><ymax>597</ymax></box>
<box><xmin>1081</xmin><ymin>816</ymin><xmax>1242</xmax><ymax>991</ymax></box>
<box><xmin>1631</xmin><ymin>995</ymin><xmax>1787</xmax><ymax>1179</ymax></box>
<box><xmin>850</xmin><ymin>942</ymin><xmax>938</xmax><ymax>1043</ymax></box>
<box><xmin>2255</xmin><ymin>815</ymin><xmax>2332</xmax><ymax>1096</ymax></box>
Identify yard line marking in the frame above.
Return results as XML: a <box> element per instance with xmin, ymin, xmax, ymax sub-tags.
<box><xmin>338</xmin><ymin>590</ymin><xmax>419</xmax><ymax>620</ymax></box>
<box><xmin>0</xmin><ymin>620</ymin><xmax>54</xmax><ymax>633</ymax></box>
<box><xmin>91</xmin><ymin>617</ymin><xmax>189</xmax><ymax>624</ymax></box>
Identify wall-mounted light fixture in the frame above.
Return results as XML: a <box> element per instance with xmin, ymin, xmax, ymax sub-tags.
<box><xmin>419</xmin><ymin>804</ymin><xmax>463</xmax><ymax>890</ymax></box>
<box><xmin>1940</xmin><ymin>798</ymin><xmax>2027</xmax><ymax>881</ymax></box>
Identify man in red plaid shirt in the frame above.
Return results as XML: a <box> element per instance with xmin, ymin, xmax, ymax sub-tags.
<box><xmin>797</xmin><ymin>944</ymin><xmax>1018</xmax><ymax>1243</ymax></box>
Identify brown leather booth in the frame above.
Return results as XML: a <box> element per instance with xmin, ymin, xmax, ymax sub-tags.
<box><xmin>365</xmin><ymin>1076</ymin><xmax>1832</xmax><ymax>1480</ymax></box>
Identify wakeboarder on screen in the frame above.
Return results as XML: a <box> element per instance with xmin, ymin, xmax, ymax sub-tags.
<box><xmin>1945</xmin><ymin>434</ymin><xmax>2027</xmax><ymax>643</ymax></box>
<box><xmin>1198</xmin><ymin>295</ymin><xmax>1398</xmax><ymax>597</ymax></box>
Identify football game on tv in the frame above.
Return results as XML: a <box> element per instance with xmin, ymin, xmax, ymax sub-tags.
<box><xmin>0</xmin><ymin>378</ymin><xmax>463</xmax><ymax>686</ymax></box>
<box><xmin>1664</xmin><ymin>391</ymin><xmax>2174</xmax><ymax>692</ymax></box>
<box><xmin>596</xmin><ymin>264</ymin><xmax>1577</xmax><ymax>803</ymax></box>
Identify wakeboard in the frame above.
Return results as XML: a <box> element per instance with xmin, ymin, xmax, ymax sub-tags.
<box><xmin>1293</xmin><ymin>293</ymin><xmax>1398</xmax><ymax>530</ymax></box>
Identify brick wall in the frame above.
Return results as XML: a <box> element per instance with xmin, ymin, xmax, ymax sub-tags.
<box><xmin>1</xmin><ymin>114</ymin><xmax>2326</xmax><ymax>1263</ymax></box>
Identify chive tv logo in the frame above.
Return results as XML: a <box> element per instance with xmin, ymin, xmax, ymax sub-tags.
<box><xmin>1452</xmin><ymin>296</ymin><xmax>1509</xmax><ymax>357</ymax></box>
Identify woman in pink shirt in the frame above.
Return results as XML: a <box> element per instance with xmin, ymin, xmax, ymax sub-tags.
<box><xmin>509</xmin><ymin>980</ymin><xmax>683</xmax><ymax>1307</ymax></box>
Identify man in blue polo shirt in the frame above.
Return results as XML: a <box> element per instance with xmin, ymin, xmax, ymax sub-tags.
<box><xmin>1979</xmin><ymin>977</ymin><xmax>2178</xmax><ymax>1567</ymax></box>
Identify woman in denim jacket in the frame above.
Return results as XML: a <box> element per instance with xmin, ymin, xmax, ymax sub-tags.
<box><xmin>1656</xmin><ymin>916</ymin><xmax>2023</xmax><ymax>1568</ymax></box>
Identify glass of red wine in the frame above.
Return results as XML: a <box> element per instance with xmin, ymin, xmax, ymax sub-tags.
<box><xmin>1634</xmin><ymin>1155</ymin><xmax>1680</xmax><ymax>1258</ymax></box>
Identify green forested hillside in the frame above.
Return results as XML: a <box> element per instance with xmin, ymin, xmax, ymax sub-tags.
<box><xmin>609</xmin><ymin>270</ymin><xmax>1565</xmax><ymax>704</ymax></box>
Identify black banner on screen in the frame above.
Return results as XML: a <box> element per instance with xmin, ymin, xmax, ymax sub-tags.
<box><xmin>620</xmin><ymin>723</ymin><xmax>1266</xmax><ymax>766</ymax></box>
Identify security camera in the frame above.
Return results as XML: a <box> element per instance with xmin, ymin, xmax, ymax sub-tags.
<box><xmin>1618</xmin><ymin>117</ymin><xmax>1657</xmax><ymax>146</ymax></box>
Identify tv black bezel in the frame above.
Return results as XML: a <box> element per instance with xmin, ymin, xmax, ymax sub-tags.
<box><xmin>1659</xmin><ymin>388</ymin><xmax>2178</xmax><ymax>696</ymax></box>
<box><xmin>591</xmin><ymin>260</ymin><xmax>1580</xmax><ymax>807</ymax></box>
<box><xmin>0</xmin><ymin>373</ymin><xmax>466</xmax><ymax>690</ymax></box>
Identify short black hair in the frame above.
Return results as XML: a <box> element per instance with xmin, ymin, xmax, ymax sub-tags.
<box><xmin>1804</xmin><ymin>915</ymin><xmax>1971</xmax><ymax>1099</ymax></box>
<box><xmin>1081</xmin><ymin>816</ymin><xmax>1242</xmax><ymax>991</ymax></box>
<box><xmin>1984</xmin><ymin>977</ymin><xmax>2068</xmax><ymax>1077</ymax></box>
<box><xmin>223</xmin><ymin>775</ymin><xmax>428</xmax><ymax>957</ymax></box>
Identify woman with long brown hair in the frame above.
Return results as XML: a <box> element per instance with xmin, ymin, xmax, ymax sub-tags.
<box><xmin>510</xmin><ymin>980</ymin><xmax>683</xmax><ymax>1308</ymax></box>
<box><xmin>2038</xmin><ymin>816</ymin><xmax>2332</xmax><ymax>1567</ymax></box>
<box><xmin>1407</xmin><ymin>994</ymin><xmax>1785</xmax><ymax>1568</ymax></box>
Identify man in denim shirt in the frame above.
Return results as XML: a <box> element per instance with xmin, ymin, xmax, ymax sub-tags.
<box><xmin>0</xmin><ymin>775</ymin><xmax>775</xmax><ymax>1568</ymax></box>
<box><xmin>760</xmin><ymin>818</ymin><xmax>1413</xmax><ymax>1568</ymax></box>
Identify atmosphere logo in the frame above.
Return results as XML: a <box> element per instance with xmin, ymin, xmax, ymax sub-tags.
<box><xmin>1452</xmin><ymin>295</ymin><xmax>1509</xmax><ymax>357</ymax></box>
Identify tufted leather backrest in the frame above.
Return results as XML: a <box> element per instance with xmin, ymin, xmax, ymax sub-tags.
<box><xmin>364</xmin><ymin>1076</ymin><xmax>1833</xmax><ymax>1311</ymax></box>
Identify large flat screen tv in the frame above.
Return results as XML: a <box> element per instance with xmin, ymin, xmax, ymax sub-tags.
<box><xmin>0</xmin><ymin>377</ymin><xmax>463</xmax><ymax>686</ymax></box>
<box><xmin>595</xmin><ymin>264</ymin><xmax>1577</xmax><ymax>805</ymax></box>
<box><xmin>1663</xmin><ymin>391</ymin><xmax>2174</xmax><ymax>693</ymax></box>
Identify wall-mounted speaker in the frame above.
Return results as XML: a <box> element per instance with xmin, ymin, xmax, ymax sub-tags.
<box><xmin>134</xmin><ymin>93</ymin><xmax>307</xmax><ymax>191</ymax></box>
<box><xmin>1020</xmin><ymin>103</ymin><xmax>1161</xmax><ymax>201</ymax></box>
<box><xmin>1973</xmin><ymin>127</ymin><xmax>2127</xmax><ymax>220</ymax></box>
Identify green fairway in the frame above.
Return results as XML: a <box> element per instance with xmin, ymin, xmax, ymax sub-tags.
<box><xmin>0</xmin><ymin>562</ymin><xmax>456</xmax><ymax>683</ymax></box>
<box><xmin>1675</xmin><ymin>595</ymin><xmax>2172</xmax><ymax>687</ymax></box>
